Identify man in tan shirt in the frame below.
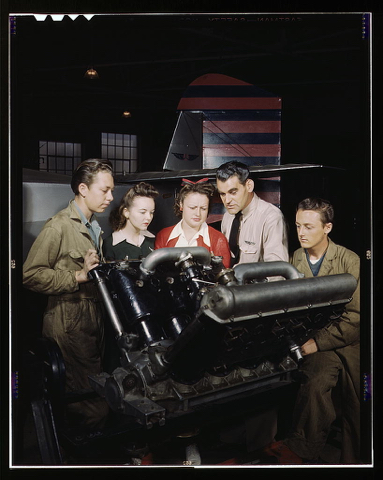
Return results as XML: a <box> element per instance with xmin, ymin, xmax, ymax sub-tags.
<box><xmin>216</xmin><ymin>161</ymin><xmax>289</xmax><ymax>267</ymax></box>
<box><xmin>215</xmin><ymin>160</ymin><xmax>289</xmax><ymax>452</ymax></box>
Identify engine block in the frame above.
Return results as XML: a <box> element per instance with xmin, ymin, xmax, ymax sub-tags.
<box><xmin>88</xmin><ymin>247</ymin><xmax>357</xmax><ymax>429</ymax></box>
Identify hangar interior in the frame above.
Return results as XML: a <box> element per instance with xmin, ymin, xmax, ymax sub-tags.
<box><xmin>9</xmin><ymin>12</ymin><xmax>372</xmax><ymax>467</ymax></box>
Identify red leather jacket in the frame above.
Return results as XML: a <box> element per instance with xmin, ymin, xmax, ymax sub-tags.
<box><xmin>155</xmin><ymin>224</ymin><xmax>231</xmax><ymax>268</ymax></box>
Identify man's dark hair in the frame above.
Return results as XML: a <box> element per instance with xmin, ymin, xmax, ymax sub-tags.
<box><xmin>71</xmin><ymin>158</ymin><xmax>113</xmax><ymax>195</ymax></box>
<box><xmin>297</xmin><ymin>197</ymin><xmax>335</xmax><ymax>225</ymax></box>
<box><xmin>216</xmin><ymin>161</ymin><xmax>249</xmax><ymax>185</ymax></box>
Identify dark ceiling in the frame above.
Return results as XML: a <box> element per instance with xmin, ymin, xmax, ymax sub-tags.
<box><xmin>11</xmin><ymin>13</ymin><xmax>369</xmax><ymax>173</ymax></box>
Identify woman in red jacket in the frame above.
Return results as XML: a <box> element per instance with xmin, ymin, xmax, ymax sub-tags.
<box><xmin>155</xmin><ymin>179</ymin><xmax>231</xmax><ymax>268</ymax></box>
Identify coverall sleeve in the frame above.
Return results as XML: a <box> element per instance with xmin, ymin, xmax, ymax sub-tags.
<box><xmin>23</xmin><ymin>226</ymin><xmax>79</xmax><ymax>295</ymax></box>
<box><xmin>315</xmin><ymin>255</ymin><xmax>360</xmax><ymax>351</ymax></box>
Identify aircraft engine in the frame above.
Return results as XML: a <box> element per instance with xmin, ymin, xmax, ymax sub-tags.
<box><xmin>88</xmin><ymin>247</ymin><xmax>357</xmax><ymax>429</ymax></box>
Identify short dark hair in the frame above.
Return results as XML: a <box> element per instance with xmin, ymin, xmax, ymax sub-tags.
<box><xmin>174</xmin><ymin>182</ymin><xmax>215</xmax><ymax>217</ymax></box>
<box><xmin>216</xmin><ymin>161</ymin><xmax>249</xmax><ymax>185</ymax></box>
<box><xmin>109</xmin><ymin>182</ymin><xmax>159</xmax><ymax>231</ymax></box>
<box><xmin>71</xmin><ymin>158</ymin><xmax>113</xmax><ymax>195</ymax></box>
<box><xmin>297</xmin><ymin>197</ymin><xmax>334</xmax><ymax>225</ymax></box>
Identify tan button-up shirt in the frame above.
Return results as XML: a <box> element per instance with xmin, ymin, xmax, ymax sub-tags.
<box><xmin>221</xmin><ymin>193</ymin><xmax>289</xmax><ymax>265</ymax></box>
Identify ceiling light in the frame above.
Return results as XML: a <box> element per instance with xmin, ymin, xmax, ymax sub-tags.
<box><xmin>84</xmin><ymin>68</ymin><xmax>99</xmax><ymax>79</ymax></box>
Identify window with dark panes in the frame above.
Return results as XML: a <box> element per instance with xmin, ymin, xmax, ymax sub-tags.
<box><xmin>39</xmin><ymin>141</ymin><xmax>82</xmax><ymax>175</ymax></box>
<box><xmin>101</xmin><ymin>132</ymin><xmax>138</xmax><ymax>175</ymax></box>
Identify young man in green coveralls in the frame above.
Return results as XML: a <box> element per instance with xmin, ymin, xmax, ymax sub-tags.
<box><xmin>264</xmin><ymin>198</ymin><xmax>360</xmax><ymax>464</ymax></box>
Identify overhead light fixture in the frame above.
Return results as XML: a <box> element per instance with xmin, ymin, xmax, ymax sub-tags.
<box><xmin>84</xmin><ymin>67</ymin><xmax>99</xmax><ymax>79</ymax></box>
<box><xmin>122</xmin><ymin>111</ymin><xmax>132</xmax><ymax>118</ymax></box>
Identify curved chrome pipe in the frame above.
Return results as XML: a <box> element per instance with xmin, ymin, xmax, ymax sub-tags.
<box><xmin>234</xmin><ymin>261</ymin><xmax>303</xmax><ymax>284</ymax></box>
<box><xmin>140</xmin><ymin>246</ymin><xmax>212</xmax><ymax>277</ymax></box>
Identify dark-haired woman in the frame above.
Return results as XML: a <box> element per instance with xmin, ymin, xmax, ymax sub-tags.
<box><xmin>103</xmin><ymin>182</ymin><xmax>159</xmax><ymax>261</ymax></box>
<box><xmin>154</xmin><ymin>179</ymin><xmax>230</xmax><ymax>268</ymax></box>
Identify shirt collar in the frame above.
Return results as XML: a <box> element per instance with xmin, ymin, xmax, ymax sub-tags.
<box><xmin>112</xmin><ymin>229</ymin><xmax>154</xmax><ymax>246</ymax></box>
<box><xmin>73</xmin><ymin>200</ymin><xmax>94</xmax><ymax>226</ymax></box>
<box><xmin>241</xmin><ymin>193</ymin><xmax>258</xmax><ymax>220</ymax></box>
<box><xmin>142</xmin><ymin>230</ymin><xmax>155</xmax><ymax>238</ymax></box>
<box><xmin>73</xmin><ymin>200</ymin><xmax>101</xmax><ymax>244</ymax></box>
<box><xmin>169</xmin><ymin>221</ymin><xmax>211</xmax><ymax>246</ymax></box>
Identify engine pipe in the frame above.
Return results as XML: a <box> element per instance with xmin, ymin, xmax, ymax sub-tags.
<box><xmin>234</xmin><ymin>261</ymin><xmax>303</xmax><ymax>284</ymax></box>
<box><xmin>88</xmin><ymin>268</ymin><xmax>124</xmax><ymax>337</ymax></box>
<box><xmin>139</xmin><ymin>247</ymin><xmax>212</xmax><ymax>278</ymax></box>
<box><xmin>108</xmin><ymin>268</ymin><xmax>165</xmax><ymax>347</ymax></box>
<box><xmin>201</xmin><ymin>273</ymin><xmax>357</xmax><ymax>323</ymax></box>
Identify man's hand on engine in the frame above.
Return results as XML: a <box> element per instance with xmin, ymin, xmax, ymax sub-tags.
<box><xmin>300</xmin><ymin>338</ymin><xmax>318</xmax><ymax>356</ymax></box>
<box><xmin>75</xmin><ymin>249</ymin><xmax>100</xmax><ymax>284</ymax></box>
